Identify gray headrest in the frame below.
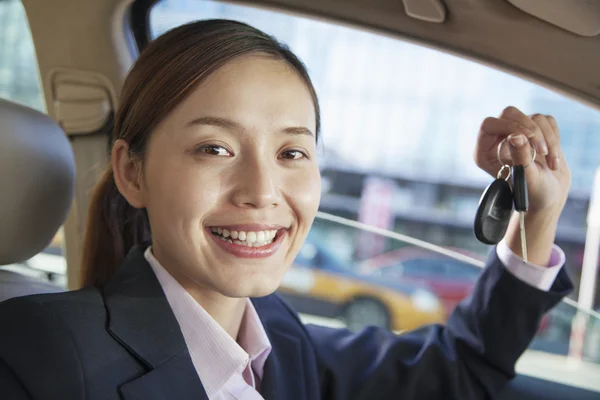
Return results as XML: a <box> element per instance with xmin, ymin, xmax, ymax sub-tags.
<box><xmin>0</xmin><ymin>99</ymin><xmax>75</xmax><ymax>265</ymax></box>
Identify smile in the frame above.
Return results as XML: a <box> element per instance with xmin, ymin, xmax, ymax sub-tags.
<box><xmin>207</xmin><ymin>225</ymin><xmax>287</xmax><ymax>259</ymax></box>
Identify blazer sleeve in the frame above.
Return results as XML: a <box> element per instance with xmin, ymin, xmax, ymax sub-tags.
<box><xmin>306</xmin><ymin>249</ymin><xmax>573</xmax><ymax>400</ymax></box>
<box><xmin>0</xmin><ymin>357</ymin><xmax>33</xmax><ymax>399</ymax></box>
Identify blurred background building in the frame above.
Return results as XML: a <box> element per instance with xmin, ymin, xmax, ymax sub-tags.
<box><xmin>2</xmin><ymin>0</ymin><xmax>599</xmax><ymax>306</ymax></box>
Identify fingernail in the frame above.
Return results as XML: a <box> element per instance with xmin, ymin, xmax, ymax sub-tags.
<box><xmin>509</xmin><ymin>134</ymin><xmax>525</xmax><ymax>147</ymax></box>
<box><xmin>539</xmin><ymin>143</ymin><xmax>549</xmax><ymax>156</ymax></box>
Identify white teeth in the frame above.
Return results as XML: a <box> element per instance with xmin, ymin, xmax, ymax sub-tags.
<box><xmin>212</xmin><ymin>228</ymin><xmax>280</xmax><ymax>247</ymax></box>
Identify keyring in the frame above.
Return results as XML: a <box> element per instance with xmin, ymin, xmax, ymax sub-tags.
<box><xmin>497</xmin><ymin>136</ymin><xmax>537</xmax><ymax>168</ymax></box>
<box><xmin>496</xmin><ymin>165</ymin><xmax>511</xmax><ymax>181</ymax></box>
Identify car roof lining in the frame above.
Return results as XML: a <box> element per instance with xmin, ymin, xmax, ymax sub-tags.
<box><xmin>232</xmin><ymin>0</ymin><xmax>600</xmax><ymax>110</ymax></box>
<box><xmin>507</xmin><ymin>0</ymin><xmax>600</xmax><ymax>37</ymax></box>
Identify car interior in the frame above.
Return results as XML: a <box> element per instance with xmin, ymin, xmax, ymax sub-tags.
<box><xmin>0</xmin><ymin>99</ymin><xmax>73</xmax><ymax>301</ymax></box>
<box><xmin>1</xmin><ymin>0</ymin><xmax>600</xmax><ymax>398</ymax></box>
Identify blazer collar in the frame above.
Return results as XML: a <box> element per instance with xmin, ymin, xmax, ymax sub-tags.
<box><xmin>103</xmin><ymin>245</ymin><xmax>187</xmax><ymax>368</ymax></box>
<box><xmin>102</xmin><ymin>246</ymin><xmax>309</xmax><ymax>400</ymax></box>
<box><xmin>252</xmin><ymin>296</ymin><xmax>309</xmax><ymax>400</ymax></box>
<box><xmin>102</xmin><ymin>245</ymin><xmax>207</xmax><ymax>399</ymax></box>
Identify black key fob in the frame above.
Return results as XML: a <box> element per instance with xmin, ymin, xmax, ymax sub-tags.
<box><xmin>474</xmin><ymin>179</ymin><xmax>514</xmax><ymax>244</ymax></box>
<box><xmin>512</xmin><ymin>165</ymin><xmax>529</xmax><ymax>212</ymax></box>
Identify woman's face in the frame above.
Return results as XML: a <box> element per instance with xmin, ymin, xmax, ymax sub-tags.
<box><xmin>138</xmin><ymin>55</ymin><xmax>321</xmax><ymax>298</ymax></box>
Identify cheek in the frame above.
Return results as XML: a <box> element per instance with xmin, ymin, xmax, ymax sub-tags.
<box><xmin>287</xmin><ymin>165</ymin><xmax>321</xmax><ymax>221</ymax></box>
<box><xmin>144</xmin><ymin>159</ymin><xmax>223</xmax><ymax>221</ymax></box>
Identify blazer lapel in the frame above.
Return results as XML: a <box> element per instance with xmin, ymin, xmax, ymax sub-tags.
<box><xmin>102</xmin><ymin>245</ymin><xmax>207</xmax><ymax>400</ymax></box>
<box><xmin>119</xmin><ymin>350</ymin><xmax>208</xmax><ymax>400</ymax></box>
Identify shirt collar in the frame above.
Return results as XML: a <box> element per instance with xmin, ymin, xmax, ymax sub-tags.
<box><xmin>144</xmin><ymin>247</ymin><xmax>272</xmax><ymax>397</ymax></box>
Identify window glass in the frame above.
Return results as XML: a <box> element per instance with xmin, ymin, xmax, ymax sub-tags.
<box><xmin>0</xmin><ymin>0</ymin><xmax>44</xmax><ymax>111</ymax></box>
<box><xmin>0</xmin><ymin>0</ymin><xmax>66</xmax><ymax>288</ymax></box>
<box><xmin>151</xmin><ymin>0</ymin><xmax>600</xmax><ymax>390</ymax></box>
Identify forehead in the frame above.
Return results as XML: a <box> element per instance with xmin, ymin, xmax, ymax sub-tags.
<box><xmin>167</xmin><ymin>54</ymin><xmax>316</xmax><ymax>133</ymax></box>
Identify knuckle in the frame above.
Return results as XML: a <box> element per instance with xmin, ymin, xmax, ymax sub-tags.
<box><xmin>547</xmin><ymin>115</ymin><xmax>560</xmax><ymax>131</ymax></box>
<box><xmin>501</xmin><ymin>106</ymin><xmax>518</xmax><ymax>117</ymax></box>
<box><xmin>480</xmin><ymin>117</ymin><xmax>494</xmax><ymax>130</ymax></box>
<box><xmin>531</xmin><ymin>113</ymin><xmax>546</xmax><ymax>123</ymax></box>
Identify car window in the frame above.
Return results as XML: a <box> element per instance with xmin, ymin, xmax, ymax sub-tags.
<box><xmin>0</xmin><ymin>0</ymin><xmax>44</xmax><ymax>111</ymax></box>
<box><xmin>0</xmin><ymin>0</ymin><xmax>66</xmax><ymax>287</ymax></box>
<box><xmin>150</xmin><ymin>0</ymin><xmax>600</xmax><ymax>392</ymax></box>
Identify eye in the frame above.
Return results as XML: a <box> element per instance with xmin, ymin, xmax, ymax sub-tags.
<box><xmin>196</xmin><ymin>144</ymin><xmax>232</xmax><ymax>157</ymax></box>
<box><xmin>280</xmin><ymin>149</ymin><xmax>308</xmax><ymax>160</ymax></box>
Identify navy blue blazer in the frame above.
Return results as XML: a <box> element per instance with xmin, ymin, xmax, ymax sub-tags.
<box><xmin>0</xmin><ymin>246</ymin><xmax>572</xmax><ymax>400</ymax></box>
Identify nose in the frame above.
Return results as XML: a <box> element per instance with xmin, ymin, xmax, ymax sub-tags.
<box><xmin>231</xmin><ymin>155</ymin><xmax>281</xmax><ymax>209</ymax></box>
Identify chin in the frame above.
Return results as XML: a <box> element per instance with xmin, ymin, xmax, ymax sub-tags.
<box><xmin>219</xmin><ymin>274</ymin><xmax>283</xmax><ymax>299</ymax></box>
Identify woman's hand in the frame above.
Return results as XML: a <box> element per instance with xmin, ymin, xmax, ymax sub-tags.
<box><xmin>474</xmin><ymin>106</ymin><xmax>572</xmax><ymax>266</ymax></box>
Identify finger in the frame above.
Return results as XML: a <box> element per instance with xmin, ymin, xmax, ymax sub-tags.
<box><xmin>477</xmin><ymin>116</ymin><xmax>532</xmax><ymax>155</ymax></box>
<box><xmin>547</xmin><ymin>115</ymin><xmax>560</xmax><ymax>136</ymax></box>
<box><xmin>499</xmin><ymin>106</ymin><xmax>549</xmax><ymax>156</ymax></box>
<box><xmin>506</xmin><ymin>134</ymin><xmax>535</xmax><ymax>167</ymax></box>
<box><xmin>547</xmin><ymin>115</ymin><xmax>562</xmax><ymax>170</ymax></box>
<box><xmin>532</xmin><ymin>114</ymin><xmax>561</xmax><ymax>170</ymax></box>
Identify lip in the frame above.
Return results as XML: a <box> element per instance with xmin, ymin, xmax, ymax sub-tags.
<box><xmin>207</xmin><ymin>227</ymin><xmax>288</xmax><ymax>259</ymax></box>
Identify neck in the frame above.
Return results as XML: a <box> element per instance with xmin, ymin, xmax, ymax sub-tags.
<box><xmin>151</xmin><ymin>248</ymin><xmax>247</xmax><ymax>339</ymax></box>
<box><xmin>184</xmin><ymin>285</ymin><xmax>247</xmax><ymax>339</ymax></box>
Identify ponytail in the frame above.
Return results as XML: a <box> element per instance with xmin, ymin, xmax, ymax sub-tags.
<box><xmin>80</xmin><ymin>167</ymin><xmax>151</xmax><ymax>287</ymax></box>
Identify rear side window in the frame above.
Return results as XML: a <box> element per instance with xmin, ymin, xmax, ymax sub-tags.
<box><xmin>0</xmin><ymin>0</ymin><xmax>65</xmax><ymax>288</ymax></box>
<box><xmin>0</xmin><ymin>0</ymin><xmax>44</xmax><ymax>111</ymax></box>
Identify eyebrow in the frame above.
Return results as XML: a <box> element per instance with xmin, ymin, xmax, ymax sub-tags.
<box><xmin>185</xmin><ymin>116</ymin><xmax>314</xmax><ymax>137</ymax></box>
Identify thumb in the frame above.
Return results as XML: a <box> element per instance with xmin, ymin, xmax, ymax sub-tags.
<box><xmin>507</xmin><ymin>134</ymin><xmax>535</xmax><ymax>167</ymax></box>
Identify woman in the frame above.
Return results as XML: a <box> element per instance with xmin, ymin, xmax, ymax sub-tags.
<box><xmin>0</xmin><ymin>19</ymin><xmax>573</xmax><ymax>400</ymax></box>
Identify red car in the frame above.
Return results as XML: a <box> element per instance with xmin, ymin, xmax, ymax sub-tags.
<box><xmin>360</xmin><ymin>247</ymin><xmax>484</xmax><ymax>316</ymax></box>
<box><xmin>359</xmin><ymin>247</ymin><xmax>550</xmax><ymax>335</ymax></box>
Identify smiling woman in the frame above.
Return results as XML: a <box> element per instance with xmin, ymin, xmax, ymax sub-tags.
<box><xmin>0</xmin><ymin>17</ymin><xmax>577</xmax><ymax>400</ymax></box>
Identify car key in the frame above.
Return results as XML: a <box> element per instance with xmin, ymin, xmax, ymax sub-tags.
<box><xmin>474</xmin><ymin>166</ymin><xmax>514</xmax><ymax>245</ymax></box>
<box><xmin>511</xmin><ymin>164</ymin><xmax>529</xmax><ymax>262</ymax></box>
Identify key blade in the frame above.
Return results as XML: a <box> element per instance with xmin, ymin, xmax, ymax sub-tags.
<box><xmin>519</xmin><ymin>212</ymin><xmax>528</xmax><ymax>263</ymax></box>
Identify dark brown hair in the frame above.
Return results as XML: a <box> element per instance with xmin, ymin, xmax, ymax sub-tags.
<box><xmin>81</xmin><ymin>19</ymin><xmax>320</xmax><ymax>287</ymax></box>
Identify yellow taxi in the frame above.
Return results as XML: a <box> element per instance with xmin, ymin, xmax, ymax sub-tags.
<box><xmin>277</xmin><ymin>236</ymin><xmax>446</xmax><ymax>332</ymax></box>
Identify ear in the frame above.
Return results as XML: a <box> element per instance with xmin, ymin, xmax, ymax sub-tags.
<box><xmin>112</xmin><ymin>139</ymin><xmax>146</xmax><ymax>208</ymax></box>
